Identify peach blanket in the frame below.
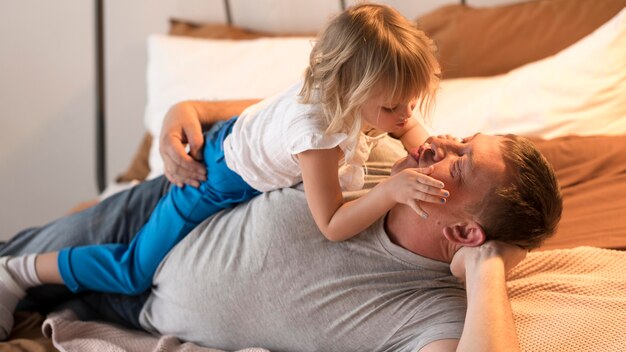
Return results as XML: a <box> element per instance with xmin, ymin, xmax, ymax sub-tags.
<box><xmin>42</xmin><ymin>309</ymin><xmax>269</xmax><ymax>352</ymax></box>
<box><xmin>509</xmin><ymin>247</ymin><xmax>626</xmax><ymax>352</ymax></box>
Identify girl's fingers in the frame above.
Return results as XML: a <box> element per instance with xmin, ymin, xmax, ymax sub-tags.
<box><xmin>415</xmin><ymin>182</ymin><xmax>449</xmax><ymax>197</ymax></box>
<box><xmin>412</xmin><ymin>182</ymin><xmax>449</xmax><ymax>204</ymax></box>
<box><xmin>444</xmin><ymin>134</ymin><xmax>461</xmax><ymax>142</ymax></box>
<box><xmin>416</xmin><ymin>165</ymin><xmax>434</xmax><ymax>175</ymax></box>
<box><xmin>408</xmin><ymin>200</ymin><xmax>429</xmax><ymax>219</ymax></box>
<box><xmin>401</xmin><ymin>169</ymin><xmax>450</xmax><ymax>200</ymax></box>
<box><xmin>414</xmin><ymin>173</ymin><xmax>445</xmax><ymax>189</ymax></box>
<box><xmin>438</xmin><ymin>134</ymin><xmax>461</xmax><ymax>142</ymax></box>
<box><xmin>408</xmin><ymin>167</ymin><xmax>444</xmax><ymax>188</ymax></box>
<box><xmin>415</xmin><ymin>192</ymin><xmax>447</xmax><ymax>204</ymax></box>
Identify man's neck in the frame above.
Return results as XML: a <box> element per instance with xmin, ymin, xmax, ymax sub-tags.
<box><xmin>384</xmin><ymin>206</ymin><xmax>455</xmax><ymax>263</ymax></box>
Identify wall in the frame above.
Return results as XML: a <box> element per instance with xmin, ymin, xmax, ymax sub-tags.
<box><xmin>0</xmin><ymin>0</ymin><xmax>97</xmax><ymax>240</ymax></box>
<box><xmin>0</xmin><ymin>0</ymin><xmax>519</xmax><ymax>241</ymax></box>
<box><xmin>104</xmin><ymin>0</ymin><xmax>227</xmax><ymax>186</ymax></box>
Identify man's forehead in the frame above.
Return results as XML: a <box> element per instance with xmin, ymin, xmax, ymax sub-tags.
<box><xmin>469</xmin><ymin>134</ymin><xmax>507</xmax><ymax>179</ymax></box>
<box><xmin>460</xmin><ymin>132</ymin><xmax>498</xmax><ymax>141</ymax></box>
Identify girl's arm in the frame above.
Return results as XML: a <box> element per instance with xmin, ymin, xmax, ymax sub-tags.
<box><xmin>298</xmin><ymin>147</ymin><xmax>447</xmax><ymax>241</ymax></box>
<box><xmin>389</xmin><ymin>116</ymin><xmax>429</xmax><ymax>151</ymax></box>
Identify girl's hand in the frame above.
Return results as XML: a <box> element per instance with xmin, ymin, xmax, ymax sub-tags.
<box><xmin>386</xmin><ymin>166</ymin><xmax>448</xmax><ymax>218</ymax></box>
<box><xmin>159</xmin><ymin>102</ymin><xmax>207</xmax><ymax>188</ymax></box>
<box><xmin>436</xmin><ymin>134</ymin><xmax>462</xmax><ymax>143</ymax></box>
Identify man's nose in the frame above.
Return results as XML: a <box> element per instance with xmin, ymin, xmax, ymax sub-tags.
<box><xmin>430</xmin><ymin>139</ymin><xmax>446</xmax><ymax>161</ymax></box>
<box><xmin>430</xmin><ymin>136</ymin><xmax>460</xmax><ymax>161</ymax></box>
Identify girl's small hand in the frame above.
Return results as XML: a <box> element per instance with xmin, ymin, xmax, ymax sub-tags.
<box><xmin>387</xmin><ymin>166</ymin><xmax>448</xmax><ymax>218</ymax></box>
<box><xmin>436</xmin><ymin>134</ymin><xmax>462</xmax><ymax>143</ymax></box>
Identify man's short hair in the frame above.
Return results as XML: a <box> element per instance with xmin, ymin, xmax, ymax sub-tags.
<box><xmin>469</xmin><ymin>134</ymin><xmax>563</xmax><ymax>249</ymax></box>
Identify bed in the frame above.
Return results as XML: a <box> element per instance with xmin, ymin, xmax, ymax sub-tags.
<box><xmin>3</xmin><ymin>0</ymin><xmax>626</xmax><ymax>351</ymax></box>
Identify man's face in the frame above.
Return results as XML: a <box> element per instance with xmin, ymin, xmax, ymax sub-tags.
<box><xmin>391</xmin><ymin>133</ymin><xmax>508</xmax><ymax>222</ymax></box>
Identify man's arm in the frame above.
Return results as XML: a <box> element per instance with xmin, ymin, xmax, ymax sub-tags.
<box><xmin>420</xmin><ymin>242</ymin><xmax>526</xmax><ymax>352</ymax></box>
<box><xmin>160</xmin><ymin>99</ymin><xmax>260</xmax><ymax>187</ymax></box>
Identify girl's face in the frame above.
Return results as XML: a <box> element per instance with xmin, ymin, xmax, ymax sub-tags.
<box><xmin>360</xmin><ymin>88</ymin><xmax>417</xmax><ymax>133</ymax></box>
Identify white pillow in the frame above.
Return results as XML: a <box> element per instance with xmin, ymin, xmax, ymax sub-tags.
<box><xmin>426</xmin><ymin>8</ymin><xmax>626</xmax><ymax>139</ymax></box>
<box><xmin>144</xmin><ymin>35</ymin><xmax>314</xmax><ymax>178</ymax></box>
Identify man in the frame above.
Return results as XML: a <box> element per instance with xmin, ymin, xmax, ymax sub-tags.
<box><xmin>0</xmin><ymin>101</ymin><xmax>561</xmax><ymax>351</ymax></box>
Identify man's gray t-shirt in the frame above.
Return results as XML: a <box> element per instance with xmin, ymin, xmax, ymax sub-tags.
<box><xmin>139</xmin><ymin>186</ymin><xmax>466</xmax><ymax>351</ymax></box>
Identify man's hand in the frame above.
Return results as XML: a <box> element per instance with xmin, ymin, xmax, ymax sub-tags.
<box><xmin>448</xmin><ymin>241</ymin><xmax>527</xmax><ymax>352</ymax></box>
<box><xmin>159</xmin><ymin>102</ymin><xmax>207</xmax><ymax>188</ymax></box>
<box><xmin>450</xmin><ymin>241</ymin><xmax>527</xmax><ymax>281</ymax></box>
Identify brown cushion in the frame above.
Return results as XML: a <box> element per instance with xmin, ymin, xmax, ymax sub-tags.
<box><xmin>417</xmin><ymin>0</ymin><xmax>626</xmax><ymax>78</ymax></box>
<box><xmin>168</xmin><ymin>18</ymin><xmax>270</xmax><ymax>39</ymax></box>
<box><xmin>168</xmin><ymin>18</ymin><xmax>315</xmax><ymax>39</ymax></box>
<box><xmin>115</xmin><ymin>132</ymin><xmax>152</xmax><ymax>183</ymax></box>
<box><xmin>533</xmin><ymin>135</ymin><xmax>626</xmax><ymax>251</ymax></box>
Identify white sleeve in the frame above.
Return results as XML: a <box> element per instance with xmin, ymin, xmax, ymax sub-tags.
<box><xmin>285</xmin><ymin>113</ymin><xmax>348</xmax><ymax>155</ymax></box>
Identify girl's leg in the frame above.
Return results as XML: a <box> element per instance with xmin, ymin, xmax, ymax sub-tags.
<box><xmin>56</xmin><ymin>183</ymin><xmax>230</xmax><ymax>294</ymax></box>
<box><xmin>0</xmin><ymin>253</ymin><xmax>58</xmax><ymax>339</ymax></box>
<box><xmin>35</xmin><ymin>252</ymin><xmax>63</xmax><ymax>284</ymax></box>
<box><xmin>56</xmin><ymin>118</ymin><xmax>259</xmax><ymax>295</ymax></box>
<box><xmin>0</xmin><ymin>176</ymin><xmax>170</xmax><ymax>257</ymax></box>
<box><xmin>0</xmin><ymin>176</ymin><xmax>170</xmax><ymax>339</ymax></box>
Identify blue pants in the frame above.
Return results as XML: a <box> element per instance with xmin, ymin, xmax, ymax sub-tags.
<box><xmin>57</xmin><ymin>117</ymin><xmax>259</xmax><ymax>295</ymax></box>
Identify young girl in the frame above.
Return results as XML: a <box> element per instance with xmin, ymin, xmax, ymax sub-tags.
<box><xmin>0</xmin><ymin>3</ymin><xmax>447</xmax><ymax>338</ymax></box>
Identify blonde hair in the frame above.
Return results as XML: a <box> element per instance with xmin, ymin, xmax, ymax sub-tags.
<box><xmin>300</xmin><ymin>3</ymin><xmax>440</xmax><ymax>151</ymax></box>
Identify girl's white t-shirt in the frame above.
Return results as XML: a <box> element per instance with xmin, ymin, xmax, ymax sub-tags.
<box><xmin>223</xmin><ymin>81</ymin><xmax>386</xmax><ymax>192</ymax></box>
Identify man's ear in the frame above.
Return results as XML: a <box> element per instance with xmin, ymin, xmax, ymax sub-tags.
<box><xmin>442</xmin><ymin>221</ymin><xmax>486</xmax><ymax>247</ymax></box>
